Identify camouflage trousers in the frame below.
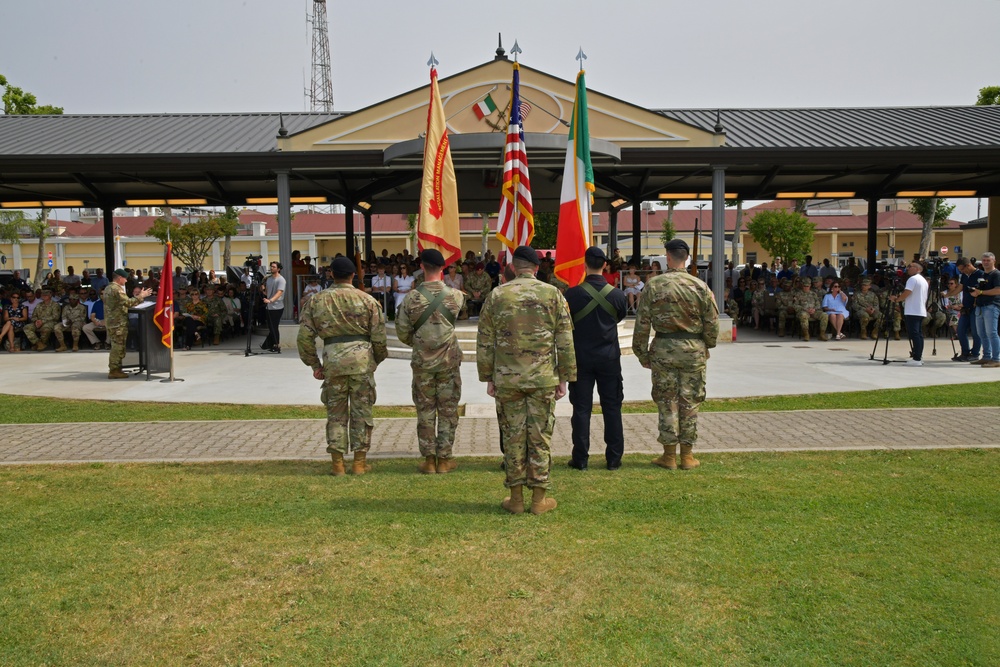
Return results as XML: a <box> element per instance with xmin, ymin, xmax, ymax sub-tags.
<box><xmin>651</xmin><ymin>354</ymin><xmax>707</xmax><ymax>448</ymax></box>
<box><xmin>53</xmin><ymin>321</ymin><xmax>83</xmax><ymax>343</ymax></box>
<box><xmin>495</xmin><ymin>386</ymin><xmax>556</xmax><ymax>490</ymax></box>
<box><xmin>107</xmin><ymin>326</ymin><xmax>128</xmax><ymax>370</ymax></box>
<box><xmin>856</xmin><ymin>311</ymin><xmax>882</xmax><ymax>335</ymax></box>
<box><xmin>207</xmin><ymin>315</ymin><xmax>223</xmax><ymax>336</ymax></box>
<box><xmin>321</xmin><ymin>373</ymin><xmax>376</xmax><ymax>454</ymax></box>
<box><xmin>24</xmin><ymin>323</ymin><xmax>55</xmax><ymax>345</ymax></box>
<box><xmin>412</xmin><ymin>368</ymin><xmax>461</xmax><ymax>458</ymax></box>
<box><xmin>797</xmin><ymin>310</ymin><xmax>829</xmax><ymax>333</ymax></box>
<box><xmin>923</xmin><ymin>311</ymin><xmax>947</xmax><ymax>337</ymax></box>
<box><xmin>777</xmin><ymin>309</ymin><xmax>796</xmax><ymax>333</ymax></box>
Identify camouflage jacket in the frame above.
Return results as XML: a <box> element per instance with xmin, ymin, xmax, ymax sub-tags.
<box><xmin>204</xmin><ymin>296</ymin><xmax>227</xmax><ymax>319</ymax></box>
<box><xmin>60</xmin><ymin>302</ymin><xmax>87</xmax><ymax>327</ymax></box>
<box><xmin>851</xmin><ymin>290</ymin><xmax>879</xmax><ymax>315</ymax></box>
<box><xmin>792</xmin><ymin>289</ymin><xmax>822</xmax><ymax>315</ymax></box>
<box><xmin>632</xmin><ymin>268</ymin><xmax>719</xmax><ymax>366</ymax></box>
<box><xmin>477</xmin><ymin>274</ymin><xmax>577</xmax><ymax>389</ymax></box>
<box><xmin>395</xmin><ymin>280</ymin><xmax>465</xmax><ymax>372</ymax></box>
<box><xmin>297</xmin><ymin>283</ymin><xmax>388</xmax><ymax>376</ymax></box>
<box><xmin>31</xmin><ymin>300</ymin><xmax>62</xmax><ymax>326</ymax></box>
<box><xmin>775</xmin><ymin>290</ymin><xmax>795</xmax><ymax>313</ymax></box>
<box><xmin>103</xmin><ymin>283</ymin><xmax>143</xmax><ymax>329</ymax></box>
<box><xmin>465</xmin><ymin>272</ymin><xmax>492</xmax><ymax>300</ymax></box>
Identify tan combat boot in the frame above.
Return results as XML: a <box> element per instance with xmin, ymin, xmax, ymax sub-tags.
<box><xmin>529</xmin><ymin>487</ymin><xmax>557</xmax><ymax>515</ymax></box>
<box><xmin>652</xmin><ymin>444</ymin><xmax>678</xmax><ymax>470</ymax></box>
<box><xmin>436</xmin><ymin>457</ymin><xmax>457</xmax><ymax>474</ymax></box>
<box><xmin>329</xmin><ymin>452</ymin><xmax>346</xmax><ymax>476</ymax></box>
<box><xmin>418</xmin><ymin>455</ymin><xmax>437</xmax><ymax>474</ymax></box>
<box><xmin>501</xmin><ymin>485</ymin><xmax>524</xmax><ymax>514</ymax></box>
<box><xmin>72</xmin><ymin>339</ymin><xmax>79</xmax><ymax>352</ymax></box>
<box><xmin>818</xmin><ymin>331</ymin><xmax>829</xmax><ymax>341</ymax></box>
<box><xmin>800</xmin><ymin>325</ymin><xmax>810</xmax><ymax>342</ymax></box>
<box><xmin>679</xmin><ymin>444</ymin><xmax>700</xmax><ymax>470</ymax></box>
<box><xmin>777</xmin><ymin>327</ymin><xmax>785</xmax><ymax>337</ymax></box>
<box><xmin>352</xmin><ymin>451</ymin><xmax>371</xmax><ymax>475</ymax></box>
<box><xmin>213</xmin><ymin>333</ymin><xmax>221</xmax><ymax>345</ymax></box>
<box><xmin>860</xmin><ymin>331</ymin><xmax>868</xmax><ymax>340</ymax></box>
<box><xmin>36</xmin><ymin>341</ymin><xmax>47</xmax><ymax>351</ymax></box>
<box><xmin>55</xmin><ymin>340</ymin><xmax>68</xmax><ymax>352</ymax></box>
<box><xmin>893</xmin><ymin>331</ymin><xmax>900</xmax><ymax>341</ymax></box>
<box><xmin>107</xmin><ymin>369</ymin><xmax>129</xmax><ymax>379</ymax></box>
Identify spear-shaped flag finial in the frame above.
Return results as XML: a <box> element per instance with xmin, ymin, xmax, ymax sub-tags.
<box><xmin>576</xmin><ymin>47</ymin><xmax>587</xmax><ymax>71</ymax></box>
<box><xmin>511</xmin><ymin>40</ymin><xmax>522</xmax><ymax>62</ymax></box>
<box><xmin>427</xmin><ymin>52</ymin><xmax>439</xmax><ymax>68</ymax></box>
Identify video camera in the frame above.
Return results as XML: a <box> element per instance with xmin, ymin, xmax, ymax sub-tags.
<box><xmin>244</xmin><ymin>254</ymin><xmax>263</xmax><ymax>271</ymax></box>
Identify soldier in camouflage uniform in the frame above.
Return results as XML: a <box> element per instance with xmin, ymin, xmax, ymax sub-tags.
<box><xmin>477</xmin><ymin>245</ymin><xmax>576</xmax><ymax>515</ymax></box>
<box><xmin>104</xmin><ymin>269</ymin><xmax>152</xmax><ymax>378</ymax></box>
<box><xmin>632</xmin><ymin>238</ymin><xmax>718</xmax><ymax>471</ymax></box>
<box><xmin>775</xmin><ymin>279</ymin><xmax>797</xmax><ymax>336</ymax></box>
<box><xmin>464</xmin><ymin>262</ymin><xmax>492</xmax><ymax>317</ymax></box>
<box><xmin>792</xmin><ymin>279</ymin><xmax>829</xmax><ymax>341</ymax></box>
<box><xmin>877</xmin><ymin>288</ymin><xmax>903</xmax><ymax>340</ymax></box>
<box><xmin>53</xmin><ymin>290</ymin><xmax>87</xmax><ymax>352</ymax></box>
<box><xmin>297</xmin><ymin>256</ymin><xmax>387</xmax><ymax>476</ymax></box>
<box><xmin>23</xmin><ymin>290</ymin><xmax>62</xmax><ymax>351</ymax></box>
<box><xmin>395</xmin><ymin>249</ymin><xmax>466</xmax><ymax>474</ymax></box>
<box><xmin>851</xmin><ymin>278</ymin><xmax>881</xmax><ymax>339</ymax></box>
<box><xmin>203</xmin><ymin>285</ymin><xmax>227</xmax><ymax>345</ymax></box>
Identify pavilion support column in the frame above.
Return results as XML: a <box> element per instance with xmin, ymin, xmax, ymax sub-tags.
<box><xmin>631</xmin><ymin>201</ymin><xmax>642</xmax><ymax>264</ymax></box>
<box><xmin>276</xmin><ymin>170</ymin><xmax>294</xmax><ymax>321</ymax></box>
<box><xmin>608</xmin><ymin>208</ymin><xmax>618</xmax><ymax>260</ymax></box>
<box><xmin>344</xmin><ymin>200</ymin><xmax>356</xmax><ymax>260</ymax></box>
<box><xmin>363</xmin><ymin>210</ymin><xmax>373</xmax><ymax>263</ymax></box>
<box><xmin>711</xmin><ymin>166</ymin><xmax>727</xmax><ymax>309</ymax></box>
<box><xmin>988</xmin><ymin>197</ymin><xmax>1000</xmax><ymax>256</ymax></box>
<box><xmin>866</xmin><ymin>198</ymin><xmax>878</xmax><ymax>271</ymax></box>
<box><xmin>102</xmin><ymin>207</ymin><xmax>116</xmax><ymax>276</ymax></box>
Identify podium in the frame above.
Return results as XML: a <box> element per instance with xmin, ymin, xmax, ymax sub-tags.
<box><xmin>127</xmin><ymin>302</ymin><xmax>171</xmax><ymax>380</ymax></box>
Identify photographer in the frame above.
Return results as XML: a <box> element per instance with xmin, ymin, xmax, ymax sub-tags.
<box><xmin>890</xmin><ymin>261</ymin><xmax>928</xmax><ymax>367</ymax></box>
<box><xmin>260</xmin><ymin>261</ymin><xmax>285</xmax><ymax>353</ymax></box>
<box><xmin>954</xmin><ymin>257</ymin><xmax>982</xmax><ymax>362</ymax></box>
<box><xmin>969</xmin><ymin>252</ymin><xmax>1000</xmax><ymax>368</ymax></box>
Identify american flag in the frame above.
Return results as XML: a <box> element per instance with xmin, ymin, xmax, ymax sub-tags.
<box><xmin>496</xmin><ymin>63</ymin><xmax>534</xmax><ymax>255</ymax></box>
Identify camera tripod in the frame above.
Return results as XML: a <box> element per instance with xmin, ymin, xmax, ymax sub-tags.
<box><xmin>869</xmin><ymin>280</ymin><xmax>906</xmax><ymax>365</ymax></box>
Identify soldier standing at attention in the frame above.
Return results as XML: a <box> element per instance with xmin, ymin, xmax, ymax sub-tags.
<box><xmin>564</xmin><ymin>246</ymin><xmax>628</xmax><ymax>471</ymax></box>
<box><xmin>104</xmin><ymin>269</ymin><xmax>152</xmax><ymax>379</ymax></box>
<box><xmin>477</xmin><ymin>245</ymin><xmax>576</xmax><ymax>515</ymax></box>
<box><xmin>395</xmin><ymin>249</ymin><xmax>466</xmax><ymax>474</ymax></box>
<box><xmin>297</xmin><ymin>256</ymin><xmax>388</xmax><ymax>476</ymax></box>
<box><xmin>632</xmin><ymin>239</ymin><xmax>718</xmax><ymax>471</ymax></box>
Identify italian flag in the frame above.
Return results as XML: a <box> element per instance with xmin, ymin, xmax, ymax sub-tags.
<box><xmin>554</xmin><ymin>70</ymin><xmax>594</xmax><ymax>287</ymax></box>
<box><xmin>473</xmin><ymin>94</ymin><xmax>497</xmax><ymax>120</ymax></box>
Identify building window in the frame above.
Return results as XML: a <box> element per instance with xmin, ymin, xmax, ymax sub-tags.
<box><xmin>746</xmin><ymin>252</ymin><xmax>757</xmax><ymax>264</ymax></box>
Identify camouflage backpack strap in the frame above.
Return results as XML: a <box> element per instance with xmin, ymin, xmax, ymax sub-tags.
<box><xmin>413</xmin><ymin>284</ymin><xmax>456</xmax><ymax>332</ymax></box>
<box><xmin>574</xmin><ymin>281</ymin><xmax>617</xmax><ymax>324</ymax></box>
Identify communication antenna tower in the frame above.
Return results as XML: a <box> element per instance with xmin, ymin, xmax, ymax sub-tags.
<box><xmin>308</xmin><ymin>0</ymin><xmax>334</xmax><ymax>112</ymax></box>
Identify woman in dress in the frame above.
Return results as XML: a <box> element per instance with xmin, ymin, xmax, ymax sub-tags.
<box><xmin>393</xmin><ymin>263</ymin><xmax>414</xmax><ymax>311</ymax></box>
<box><xmin>940</xmin><ymin>277</ymin><xmax>964</xmax><ymax>337</ymax></box>
<box><xmin>622</xmin><ymin>264</ymin><xmax>644</xmax><ymax>311</ymax></box>
<box><xmin>822</xmin><ymin>282</ymin><xmax>850</xmax><ymax>340</ymax></box>
<box><xmin>2</xmin><ymin>293</ymin><xmax>28</xmax><ymax>352</ymax></box>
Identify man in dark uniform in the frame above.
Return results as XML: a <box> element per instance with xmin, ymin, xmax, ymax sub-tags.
<box><xmin>563</xmin><ymin>246</ymin><xmax>628</xmax><ymax>470</ymax></box>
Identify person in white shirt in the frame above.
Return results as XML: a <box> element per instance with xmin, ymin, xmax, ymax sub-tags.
<box><xmin>891</xmin><ymin>261</ymin><xmax>929</xmax><ymax>366</ymax></box>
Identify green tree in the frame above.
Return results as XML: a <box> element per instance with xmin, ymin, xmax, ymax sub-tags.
<box><xmin>406</xmin><ymin>213</ymin><xmax>417</xmax><ymax>248</ymax></box>
<box><xmin>1</xmin><ymin>209</ymin><xmax>52</xmax><ymax>288</ymax></box>
<box><xmin>746</xmin><ymin>209</ymin><xmax>815</xmax><ymax>266</ymax></box>
<box><xmin>147</xmin><ymin>212</ymin><xmax>239</xmax><ymax>271</ymax></box>
<box><xmin>0</xmin><ymin>75</ymin><xmax>63</xmax><ymax>115</ymax></box>
<box><xmin>532</xmin><ymin>212</ymin><xmax>558</xmax><ymax>249</ymax></box>
<box><xmin>659</xmin><ymin>218</ymin><xmax>676</xmax><ymax>246</ymax></box>
<box><xmin>910</xmin><ymin>198</ymin><xmax>956</xmax><ymax>259</ymax></box>
<box><xmin>976</xmin><ymin>86</ymin><xmax>1000</xmax><ymax>106</ymax></box>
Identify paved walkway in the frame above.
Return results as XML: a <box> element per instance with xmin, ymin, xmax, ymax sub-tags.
<box><xmin>3</xmin><ymin>407</ymin><xmax>998</xmax><ymax>465</ymax></box>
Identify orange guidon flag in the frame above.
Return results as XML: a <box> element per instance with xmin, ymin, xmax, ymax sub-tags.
<box><xmin>153</xmin><ymin>241</ymin><xmax>173</xmax><ymax>348</ymax></box>
<box><xmin>555</xmin><ymin>68</ymin><xmax>595</xmax><ymax>287</ymax></box>
<box><xmin>417</xmin><ymin>65</ymin><xmax>462</xmax><ymax>266</ymax></box>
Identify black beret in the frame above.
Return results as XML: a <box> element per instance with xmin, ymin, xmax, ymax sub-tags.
<box><xmin>512</xmin><ymin>245</ymin><xmax>540</xmax><ymax>266</ymax></box>
<box><xmin>665</xmin><ymin>238</ymin><xmax>690</xmax><ymax>254</ymax></box>
<box><xmin>585</xmin><ymin>246</ymin><xmax>608</xmax><ymax>262</ymax></box>
<box><xmin>331</xmin><ymin>256</ymin><xmax>356</xmax><ymax>277</ymax></box>
<box><xmin>419</xmin><ymin>249</ymin><xmax>446</xmax><ymax>268</ymax></box>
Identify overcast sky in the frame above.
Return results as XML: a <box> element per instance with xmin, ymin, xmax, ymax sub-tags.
<box><xmin>2</xmin><ymin>0</ymin><xmax>997</xmax><ymax>220</ymax></box>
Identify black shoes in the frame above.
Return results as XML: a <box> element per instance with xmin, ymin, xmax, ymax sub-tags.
<box><xmin>567</xmin><ymin>460</ymin><xmax>588</xmax><ymax>471</ymax></box>
<box><xmin>606</xmin><ymin>461</ymin><xmax>622</xmax><ymax>471</ymax></box>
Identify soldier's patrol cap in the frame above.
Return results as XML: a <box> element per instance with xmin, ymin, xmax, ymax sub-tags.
<box><xmin>585</xmin><ymin>246</ymin><xmax>608</xmax><ymax>263</ymax></box>
<box><xmin>861</xmin><ymin>278</ymin><xmax>872</xmax><ymax>285</ymax></box>
<box><xmin>512</xmin><ymin>245</ymin><xmax>540</xmax><ymax>266</ymax></box>
<box><xmin>40</xmin><ymin>289</ymin><xmax>52</xmax><ymax>296</ymax></box>
<box><xmin>113</xmin><ymin>268</ymin><xmax>129</xmax><ymax>278</ymax></box>
<box><xmin>69</xmin><ymin>292</ymin><xmax>79</xmax><ymax>299</ymax></box>
<box><xmin>419</xmin><ymin>248</ymin><xmax>446</xmax><ymax>268</ymax></box>
<box><xmin>812</xmin><ymin>276</ymin><xmax>823</xmax><ymax>285</ymax></box>
<box><xmin>331</xmin><ymin>256</ymin><xmax>356</xmax><ymax>277</ymax></box>
<box><xmin>665</xmin><ymin>238</ymin><xmax>690</xmax><ymax>254</ymax></box>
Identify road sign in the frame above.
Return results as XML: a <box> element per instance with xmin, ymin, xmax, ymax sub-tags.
<box><xmin>47</xmin><ymin>251</ymin><xmax>53</xmax><ymax>259</ymax></box>
<box><xmin>48</xmin><ymin>259</ymin><xmax>54</xmax><ymax>268</ymax></box>
<box><xmin>940</xmin><ymin>246</ymin><xmax>948</xmax><ymax>255</ymax></box>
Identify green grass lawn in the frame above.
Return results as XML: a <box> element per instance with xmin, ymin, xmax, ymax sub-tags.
<box><xmin>2</xmin><ymin>381</ymin><xmax>998</xmax><ymax>424</ymax></box>
<box><xmin>2</xmin><ymin>451</ymin><xmax>998</xmax><ymax>666</ymax></box>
